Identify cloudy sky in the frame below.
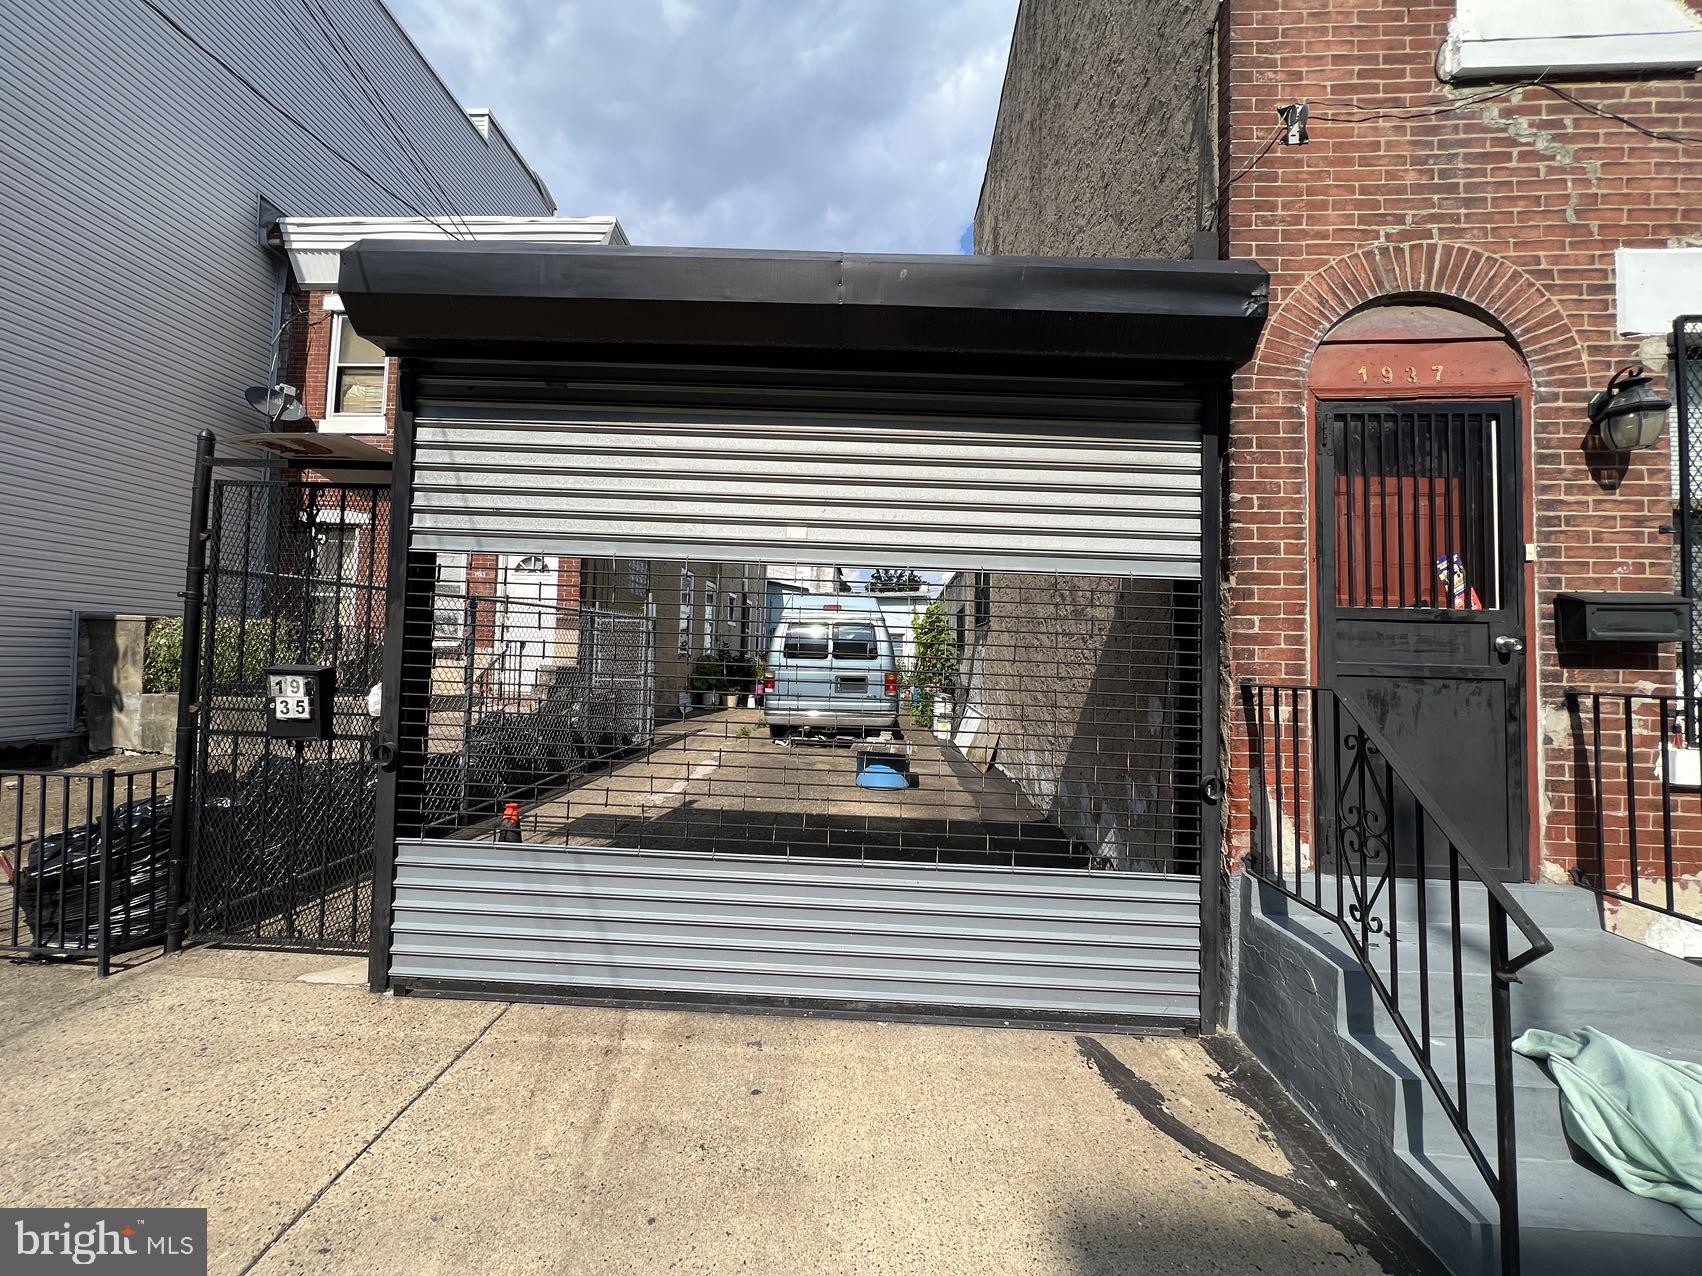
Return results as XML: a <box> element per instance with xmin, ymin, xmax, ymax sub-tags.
<box><xmin>391</xmin><ymin>0</ymin><xmax>1018</xmax><ymax>253</ymax></box>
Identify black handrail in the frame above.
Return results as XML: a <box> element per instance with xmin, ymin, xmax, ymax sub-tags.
<box><xmin>1565</xmin><ymin>690</ymin><xmax>1702</xmax><ymax>933</ymax></box>
<box><xmin>1243</xmin><ymin>683</ymin><xmax>1552</xmax><ymax>1276</ymax></box>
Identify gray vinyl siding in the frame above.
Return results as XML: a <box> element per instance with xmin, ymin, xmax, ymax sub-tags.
<box><xmin>0</xmin><ymin>0</ymin><xmax>554</xmax><ymax>741</ymax></box>
<box><xmin>390</xmin><ymin>841</ymin><xmax>1203</xmax><ymax>1022</ymax></box>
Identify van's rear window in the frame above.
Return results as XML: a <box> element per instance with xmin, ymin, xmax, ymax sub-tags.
<box><xmin>782</xmin><ymin>624</ymin><xmax>830</xmax><ymax>659</ymax></box>
<box><xmin>833</xmin><ymin>623</ymin><xmax>879</xmax><ymax>660</ymax></box>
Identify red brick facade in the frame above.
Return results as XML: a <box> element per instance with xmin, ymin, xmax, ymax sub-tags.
<box><xmin>1218</xmin><ymin>1</ymin><xmax>1702</xmax><ymax>881</ymax></box>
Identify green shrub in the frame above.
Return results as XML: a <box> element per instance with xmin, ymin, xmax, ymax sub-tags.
<box><xmin>143</xmin><ymin>616</ymin><xmax>323</xmax><ymax>693</ymax></box>
<box><xmin>691</xmin><ymin>648</ymin><xmax>756</xmax><ymax>695</ymax></box>
<box><xmin>907</xmin><ymin>602</ymin><xmax>959</xmax><ymax>727</ymax></box>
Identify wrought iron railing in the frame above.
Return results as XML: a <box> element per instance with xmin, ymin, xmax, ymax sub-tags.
<box><xmin>1243</xmin><ymin>684</ymin><xmax>1552</xmax><ymax>1276</ymax></box>
<box><xmin>1566</xmin><ymin>691</ymin><xmax>1702</xmax><ymax>934</ymax></box>
<box><xmin>0</xmin><ymin>765</ymin><xmax>175</xmax><ymax>974</ymax></box>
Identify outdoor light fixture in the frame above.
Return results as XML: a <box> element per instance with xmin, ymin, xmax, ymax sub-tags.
<box><xmin>1588</xmin><ymin>364</ymin><xmax>1671</xmax><ymax>452</ymax></box>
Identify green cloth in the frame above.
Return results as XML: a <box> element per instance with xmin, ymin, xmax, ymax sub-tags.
<box><xmin>1514</xmin><ymin>1026</ymin><xmax>1702</xmax><ymax>1223</ymax></box>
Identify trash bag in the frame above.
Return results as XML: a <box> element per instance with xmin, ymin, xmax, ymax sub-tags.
<box><xmin>471</xmin><ymin>712</ymin><xmax>553</xmax><ymax>795</ymax></box>
<box><xmin>15</xmin><ymin>792</ymin><xmax>173</xmax><ymax>952</ymax></box>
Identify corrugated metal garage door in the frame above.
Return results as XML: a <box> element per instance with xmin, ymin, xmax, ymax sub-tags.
<box><xmin>408</xmin><ymin>364</ymin><xmax>1205</xmax><ymax>577</ymax></box>
<box><xmin>389</xmin><ymin>844</ymin><xmax>1201</xmax><ymax>1022</ymax></box>
<box><xmin>390</xmin><ymin>362</ymin><xmax>1208</xmax><ymax>1027</ymax></box>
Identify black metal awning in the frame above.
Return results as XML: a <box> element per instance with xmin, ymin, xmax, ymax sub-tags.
<box><xmin>336</xmin><ymin>242</ymin><xmax>1268</xmax><ymax>369</ymax></box>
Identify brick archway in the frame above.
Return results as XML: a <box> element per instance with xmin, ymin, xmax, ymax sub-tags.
<box><xmin>1249</xmin><ymin>242</ymin><xmax>1589</xmax><ymax>401</ymax></box>
<box><xmin>1223</xmin><ymin>243</ymin><xmax>1591</xmax><ymax>869</ymax></box>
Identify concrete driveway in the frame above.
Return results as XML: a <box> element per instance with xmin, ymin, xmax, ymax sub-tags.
<box><xmin>514</xmin><ymin>707</ymin><xmax>1082</xmax><ymax>866</ymax></box>
<box><xmin>0</xmin><ymin>948</ymin><xmax>1431</xmax><ymax>1275</ymax></box>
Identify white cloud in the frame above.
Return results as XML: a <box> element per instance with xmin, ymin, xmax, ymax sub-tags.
<box><xmin>389</xmin><ymin>0</ymin><xmax>1018</xmax><ymax>253</ymax></box>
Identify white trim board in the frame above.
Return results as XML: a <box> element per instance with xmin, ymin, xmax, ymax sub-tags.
<box><xmin>1617</xmin><ymin>248</ymin><xmax>1702</xmax><ymax>336</ymax></box>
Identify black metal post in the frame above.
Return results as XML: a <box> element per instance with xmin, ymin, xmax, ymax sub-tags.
<box><xmin>369</xmin><ymin>369</ymin><xmax>417</xmax><ymax>993</ymax></box>
<box><xmin>165</xmin><ymin>429</ymin><xmax>216</xmax><ymax>954</ymax></box>
<box><xmin>1489</xmin><ymin>905</ymin><xmax>1522</xmax><ymax>1276</ymax></box>
<box><xmin>1675</xmin><ymin>318</ymin><xmax>1696</xmax><ymax>738</ymax></box>
<box><xmin>97</xmin><ymin>768</ymin><xmax>115</xmax><ymax>977</ymax></box>
<box><xmin>1196</xmin><ymin>380</ymin><xmax>1227</xmax><ymax>1033</ymax></box>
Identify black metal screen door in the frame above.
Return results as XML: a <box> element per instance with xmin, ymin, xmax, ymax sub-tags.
<box><xmin>1316</xmin><ymin>401</ymin><xmax>1526</xmax><ymax>880</ymax></box>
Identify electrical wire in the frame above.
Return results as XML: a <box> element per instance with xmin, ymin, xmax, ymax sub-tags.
<box><xmin>1311</xmin><ymin>80</ymin><xmax>1533</xmax><ymax>122</ymax></box>
<box><xmin>1203</xmin><ymin>124</ymin><xmax>1286</xmax><ymax>232</ymax></box>
<box><xmin>1222</xmin><ymin>125</ymin><xmax>1286</xmax><ymax>188</ymax></box>
<box><xmin>1310</xmin><ymin>78</ymin><xmax>1702</xmax><ymax>147</ymax></box>
<box><xmin>1534</xmin><ymin>82</ymin><xmax>1702</xmax><ymax>147</ymax></box>
<box><xmin>135</xmin><ymin>0</ymin><xmax>468</xmax><ymax>236</ymax></box>
<box><xmin>268</xmin><ymin>0</ymin><xmax>465</xmax><ymax>237</ymax></box>
<box><xmin>299</xmin><ymin>0</ymin><xmax>475</xmax><ymax>237</ymax></box>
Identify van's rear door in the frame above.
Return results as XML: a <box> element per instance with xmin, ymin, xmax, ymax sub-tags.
<box><xmin>776</xmin><ymin>622</ymin><xmax>834</xmax><ymax>713</ymax></box>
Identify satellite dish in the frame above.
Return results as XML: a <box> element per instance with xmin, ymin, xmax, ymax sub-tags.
<box><xmin>244</xmin><ymin>383</ymin><xmax>306</xmax><ymax>423</ymax></box>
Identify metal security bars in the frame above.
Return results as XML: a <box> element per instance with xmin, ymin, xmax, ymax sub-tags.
<box><xmin>1325</xmin><ymin>405</ymin><xmax>1501</xmax><ymax>611</ymax></box>
<box><xmin>186</xmin><ymin>479</ymin><xmax>389</xmax><ymax>951</ymax></box>
<box><xmin>396</xmin><ymin>559</ymin><xmax>1204</xmax><ymax>876</ymax></box>
<box><xmin>412</xmin><ymin>557</ymin><xmax>658</xmax><ymax>832</ymax></box>
<box><xmin>1673</xmin><ymin>317</ymin><xmax>1702</xmax><ymax>711</ymax></box>
<box><xmin>0</xmin><ymin>765</ymin><xmax>174</xmax><ymax>973</ymax></box>
<box><xmin>1566</xmin><ymin>691</ymin><xmax>1702</xmax><ymax>935</ymax></box>
<box><xmin>1244</xmin><ymin>684</ymin><xmax>1551</xmax><ymax>1276</ymax></box>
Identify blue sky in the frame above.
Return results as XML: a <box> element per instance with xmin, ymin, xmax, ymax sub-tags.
<box><xmin>391</xmin><ymin>0</ymin><xmax>1018</xmax><ymax>253</ymax></box>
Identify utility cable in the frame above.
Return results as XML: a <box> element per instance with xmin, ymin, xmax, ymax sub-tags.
<box><xmin>135</xmin><ymin>0</ymin><xmax>467</xmax><ymax>236</ymax></box>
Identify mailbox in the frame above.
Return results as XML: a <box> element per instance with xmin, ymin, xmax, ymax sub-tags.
<box><xmin>265</xmin><ymin>665</ymin><xmax>335</xmax><ymax>741</ymax></box>
<box><xmin>1555</xmin><ymin>593</ymin><xmax>1691</xmax><ymax>646</ymax></box>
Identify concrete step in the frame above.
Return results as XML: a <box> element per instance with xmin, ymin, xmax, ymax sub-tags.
<box><xmin>1239</xmin><ymin>875</ymin><xmax>1702</xmax><ymax>1276</ymax></box>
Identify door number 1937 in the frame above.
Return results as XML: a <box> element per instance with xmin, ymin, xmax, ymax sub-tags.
<box><xmin>1358</xmin><ymin>364</ymin><xmax>1446</xmax><ymax>384</ymax></box>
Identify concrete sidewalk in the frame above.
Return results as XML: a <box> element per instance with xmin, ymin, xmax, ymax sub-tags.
<box><xmin>0</xmin><ymin>949</ymin><xmax>1427</xmax><ymax>1275</ymax></box>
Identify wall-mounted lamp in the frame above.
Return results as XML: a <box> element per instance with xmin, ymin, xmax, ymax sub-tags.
<box><xmin>1588</xmin><ymin>364</ymin><xmax>1670</xmax><ymax>452</ymax></box>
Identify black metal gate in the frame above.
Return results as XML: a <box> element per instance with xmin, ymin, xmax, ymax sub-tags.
<box><xmin>183</xmin><ymin>475</ymin><xmax>390</xmax><ymax>951</ymax></box>
<box><xmin>1673</xmin><ymin>316</ymin><xmax>1702</xmax><ymax>711</ymax></box>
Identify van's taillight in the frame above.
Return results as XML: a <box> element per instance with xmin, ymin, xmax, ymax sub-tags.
<box><xmin>764</xmin><ymin>672</ymin><xmax>776</xmax><ymax>691</ymax></box>
<box><xmin>885</xmin><ymin>672</ymin><xmax>898</xmax><ymax>696</ymax></box>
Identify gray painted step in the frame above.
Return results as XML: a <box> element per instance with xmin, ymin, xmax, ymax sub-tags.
<box><xmin>1240</xmin><ymin>877</ymin><xmax>1702</xmax><ymax>1276</ymax></box>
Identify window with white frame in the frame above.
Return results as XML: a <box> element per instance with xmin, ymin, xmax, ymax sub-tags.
<box><xmin>678</xmin><ymin>570</ymin><xmax>695</xmax><ymax>659</ymax></box>
<box><xmin>704</xmin><ymin>582</ymin><xmax>718</xmax><ymax>653</ymax></box>
<box><xmin>324</xmin><ymin>313</ymin><xmax>387</xmax><ymax>427</ymax></box>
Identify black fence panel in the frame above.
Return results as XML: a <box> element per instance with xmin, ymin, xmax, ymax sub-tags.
<box><xmin>1</xmin><ymin>765</ymin><xmax>174</xmax><ymax>973</ymax></box>
<box><xmin>1675</xmin><ymin>316</ymin><xmax>1702</xmax><ymax>714</ymax></box>
<box><xmin>187</xmin><ymin>479</ymin><xmax>388</xmax><ymax>951</ymax></box>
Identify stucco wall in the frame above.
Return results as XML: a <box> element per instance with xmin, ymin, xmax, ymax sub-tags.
<box><xmin>974</xmin><ymin>0</ymin><xmax>1221</xmax><ymax>880</ymax></box>
<box><xmin>976</xmin><ymin>0</ymin><xmax>1222</xmax><ymax>259</ymax></box>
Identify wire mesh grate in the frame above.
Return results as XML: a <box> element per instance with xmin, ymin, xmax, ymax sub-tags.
<box><xmin>188</xmin><ymin>480</ymin><xmax>388</xmax><ymax>950</ymax></box>
<box><xmin>1675</xmin><ymin>318</ymin><xmax>1702</xmax><ymax>707</ymax></box>
<box><xmin>396</xmin><ymin>555</ymin><xmax>1204</xmax><ymax>875</ymax></box>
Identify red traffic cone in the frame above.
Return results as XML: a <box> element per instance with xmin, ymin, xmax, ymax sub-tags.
<box><xmin>498</xmin><ymin>801</ymin><xmax>523</xmax><ymax>843</ymax></box>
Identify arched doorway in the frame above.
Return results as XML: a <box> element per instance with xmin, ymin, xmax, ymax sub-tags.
<box><xmin>1310</xmin><ymin>304</ymin><xmax>1532</xmax><ymax>880</ymax></box>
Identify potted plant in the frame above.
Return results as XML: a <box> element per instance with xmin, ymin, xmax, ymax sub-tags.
<box><xmin>689</xmin><ymin>653</ymin><xmax>725</xmax><ymax>711</ymax></box>
<box><xmin>716</xmin><ymin>649</ymin><xmax>756</xmax><ymax>708</ymax></box>
<box><xmin>907</xmin><ymin>601</ymin><xmax>960</xmax><ymax>733</ymax></box>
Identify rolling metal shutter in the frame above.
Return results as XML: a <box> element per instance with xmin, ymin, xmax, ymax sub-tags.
<box><xmin>409</xmin><ymin>364</ymin><xmax>1206</xmax><ymax>579</ymax></box>
<box><xmin>389</xmin><ymin>843</ymin><xmax>1202</xmax><ymax>1023</ymax></box>
<box><xmin>393</xmin><ymin>361</ymin><xmax>1208</xmax><ymax>1025</ymax></box>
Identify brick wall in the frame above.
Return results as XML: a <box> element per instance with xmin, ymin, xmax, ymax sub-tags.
<box><xmin>977</xmin><ymin>0</ymin><xmax>1702</xmax><ymax>888</ymax></box>
<box><xmin>1219</xmin><ymin>1</ymin><xmax>1702</xmax><ymax>880</ymax></box>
